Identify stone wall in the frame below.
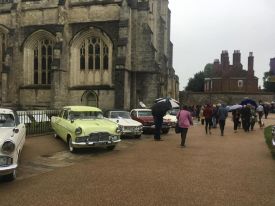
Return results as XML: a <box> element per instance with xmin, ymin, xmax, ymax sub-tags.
<box><xmin>180</xmin><ymin>91</ymin><xmax>275</xmax><ymax>106</ymax></box>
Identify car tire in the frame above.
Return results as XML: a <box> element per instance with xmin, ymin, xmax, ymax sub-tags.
<box><xmin>162</xmin><ymin>129</ymin><xmax>170</xmax><ymax>134</ymax></box>
<box><xmin>3</xmin><ymin>170</ymin><xmax>16</xmax><ymax>182</ymax></box>
<box><xmin>106</xmin><ymin>145</ymin><xmax>116</xmax><ymax>150</ymax></box>
<box><xmin>54</xmin><ymin>133</ymin><xmax>59</xmax><ymax>139</ymax></box>
<box><xmin>68</xmin><ymin>137</ymin><xmax>77</xmax><ymax>153</ymax></box>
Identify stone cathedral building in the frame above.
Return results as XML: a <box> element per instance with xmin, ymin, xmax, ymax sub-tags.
<box><xmin>0</xmin><ymin>0</ymin><xmax>179</xmax><ymax>110</ymax></box>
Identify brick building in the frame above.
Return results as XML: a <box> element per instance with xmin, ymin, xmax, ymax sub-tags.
<box><xmin>0</xmin><ymin>0</ymin><xmax>179</xmax><ymax>110</ymax></box>
<box><xmin>204</xmin><ymin>50</ymin><xmax>258</xmax><ymax>93</ymax></box>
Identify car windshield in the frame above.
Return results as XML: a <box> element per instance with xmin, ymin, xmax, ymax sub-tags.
<box><xmin>168</xmin><ymin>108</ymin><xmax>180</xmax><ymax>116</ymax></box>
<box><xmin>138</xmin><ymin>110</ymin><xmax>152</xmax><ymax>116</ymax></box>
<box><xmin>0</xmin><ymin>113</ymin><xmax>15</xmax><ymax>127</ymax></box>
<box><xmin>110</xmin><ymin>111</ymin><xmax>131</xmax><ymax>119</ymax></box>
<box><xmin>69</xmin><ymin>111</ymin><xmax>104</xmax><ymax>120</ymax></box>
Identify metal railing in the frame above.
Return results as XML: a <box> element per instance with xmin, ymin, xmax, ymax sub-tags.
<box><xmin>17</xmin><ymin>110</ymin><xmax>60</xmax><ymax>135</ymax></box>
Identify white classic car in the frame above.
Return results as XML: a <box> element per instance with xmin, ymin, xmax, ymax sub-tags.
<box><xmin>163</xmin><ymin>108</ymin><xmax>180</xmax><ymax>127</ymax></box>
<box><xmin>105</xmin><ymin>110</ymin><xmax>143</xmax><ymax>138</ymax></box>
<box><xmin>0</xmin><ymin>108</ymin><xmax>26</xmax><ymax>181</ymax></box>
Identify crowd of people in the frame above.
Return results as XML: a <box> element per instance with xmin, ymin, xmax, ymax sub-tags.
<box><xmin>174</xmin><ymin>101</ymin><xmax>271</xmax><ymax>148</ymax></box>
<box><xmin>151</xmin><ymin>98</ymin><xmax>271</xmax><ymax>148</ymax></box>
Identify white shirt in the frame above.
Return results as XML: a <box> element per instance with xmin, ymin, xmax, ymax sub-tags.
<box><xmin>256</xmin><ymin>105</ymin><xmax>264</xmax><ymax>112</ymax></box>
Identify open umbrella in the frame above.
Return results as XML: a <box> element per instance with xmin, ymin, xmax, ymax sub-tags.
<box><xmin>155</xmin><ymin>97</ymin><xmax>180</xmax><ymax>108</ymax></box>
<box><xmin>240</xmin><ymin>99</ymin><xmax>257</xmax><ymax>108</ymax></box>
<box><xmin>228</xmin><ymin>104</ymin><xmax>243</xmax><ymax>111</ymax></box>
<box><xmin>151</xmin><ymin>97</ymin><xmax>178</xmax><ymax>117</ymax></box>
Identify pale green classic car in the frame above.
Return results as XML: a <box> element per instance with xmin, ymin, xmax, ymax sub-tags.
<box><xmin>51</xmin><ymin>106</ymin><xmax>121</xmax><ymax>152</ymax></box>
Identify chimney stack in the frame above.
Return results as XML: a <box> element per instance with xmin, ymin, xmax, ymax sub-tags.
<box><xmin>248</xmin><ymin>52</ymin><xmax>254</xmax><ymax>76</ymax></box>
<box><xmin>233</xmin><ymin>50</ymin><xmax>241</xmax><ymax>66</ymax></box>
<box><xmin>220</xmin><ymin>50</ymin><xmax>229</xmax><ymax>69</ymax></box>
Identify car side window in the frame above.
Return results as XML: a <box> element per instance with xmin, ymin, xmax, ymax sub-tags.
<box><xmin>63</xmin><ymin>110</ymin><xmax>69</xmax><ymax>120</ymax></box>
<box><xmin>131</xmin><ymin>111</ymin><xmax>137</xmax><ymax>117</ymax></box>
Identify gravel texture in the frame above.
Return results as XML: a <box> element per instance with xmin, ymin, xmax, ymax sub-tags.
<box><xmin>1</xmin><ymin>114</ymin><xmax>275</xmax><ymax>206</ymax></box>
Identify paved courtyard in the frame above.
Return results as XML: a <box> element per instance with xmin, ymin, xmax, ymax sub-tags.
<box><xmin>1</xmin><ymin>114</ymin><xmax>275</xmax><ymax>206</ymax></box>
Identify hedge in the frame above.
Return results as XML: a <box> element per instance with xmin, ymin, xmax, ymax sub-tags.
<box><xmin>264</xmin><ymin>125</ymin><xmax>275</xmax><ymax>159</ymax></box>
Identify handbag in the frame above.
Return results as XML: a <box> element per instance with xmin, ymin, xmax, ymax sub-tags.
<box><xmin>175</xmin><ymin>110</ymin><xmax>182</xmax><ymax>133</ymax></box>
<box><xmin>175</xmin><ymin>122</ymin><xmax>181</xmax><ymax>133</ymax></box>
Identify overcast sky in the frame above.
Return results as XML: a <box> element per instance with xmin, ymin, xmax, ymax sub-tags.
<box><xmin>169</xmin><ymin>0</ymin><xmax>275</xmax><ymax>90</ymax></box>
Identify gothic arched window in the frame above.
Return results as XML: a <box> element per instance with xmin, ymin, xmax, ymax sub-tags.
<box><xmin>70</xmin><ymin>28</ymin><xmax>113</xmax><ymax>87</ymax></box>
<box><xmin>23</xmin><ymin>30</ymin><xmax>56</xmax><ymax>86</ymax></box>
<box><xmin>33</xmin><ymin>39</ymin><xmax>54</xmax><ymax>84</ymax></box>
<box><xmin>79</xmin><ymin>37</ymin><xmax>108</xmax><ymax>71</ymax></box>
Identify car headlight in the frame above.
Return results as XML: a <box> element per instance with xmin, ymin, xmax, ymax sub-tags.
<box><xmin>2</xmin><ymin>141</ymin><xmax>15</xmax><ymax>154</ymax></box>
<box><xmin>112</xmin><ymin>136</ymin><xmax>118</xmax><ymax>141</ymax></box>
<box><xmin>75</xmin><ymin>127</ymin><xmax>82</xmax><ymax>135</ymax></box>
<box><xmin>116</xmin><ymin>125</ymin><xmax>123</xmax><ymax>133</ymax></box>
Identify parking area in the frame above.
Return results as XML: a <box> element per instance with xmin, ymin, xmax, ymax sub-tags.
<box><xmin>14</xmin><ymin>134</ymin><xmax>147</xmax><ymax>181</ymax></box>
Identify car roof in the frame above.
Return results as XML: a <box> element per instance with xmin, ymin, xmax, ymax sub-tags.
<box><xmin>132</xmin><ymin>108</ymin><xmax>151</xmax><ymax>111</ymax></box>
<box><xmin>63</xmin><ymin>106</ymin><xmax>102</xmax><ymax>112</ymax></box>
<box><xmin>0</xmin><ymin>108</ymin><xmax>14</xmax><ymax>114</ymax></box>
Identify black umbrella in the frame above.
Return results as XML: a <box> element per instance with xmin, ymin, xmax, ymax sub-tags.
<box><xmin>151</xmin><ymin>99</ymin><xmax>172</xmax><ymax>117</ymax></box>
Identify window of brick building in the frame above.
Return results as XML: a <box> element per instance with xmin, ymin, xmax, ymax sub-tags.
<box><xmin>238</xmin><ymin>80</ymin><xmax>243</xmax><ymax>88</ymax></box>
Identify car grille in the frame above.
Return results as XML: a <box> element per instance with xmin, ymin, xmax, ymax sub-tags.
<box><xmin>89</xmin><ymin>132</ymin><xmax>110</xmax><ymax>142</ymax></box>
<box><xmin>124</xmin><ymin>126</ymin><xmax>140</xmax><ymax>131</ymax></box>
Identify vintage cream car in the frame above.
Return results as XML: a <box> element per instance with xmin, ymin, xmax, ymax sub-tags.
<box><xmin>0</xmin><ymin>108</ymin><xmax>26</xmax><ymax>181</ymax></box>
<box><xmin>105</xmin><ymin>110</ymin><xmax>143</xmax><ymax>138</ymax></box>
<box><xmin>51</xmin><ymin>106</ymin><xmax>121</xmax><ymax>152</ymax></box>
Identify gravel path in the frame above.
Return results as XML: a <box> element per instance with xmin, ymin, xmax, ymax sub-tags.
<box><xmin>1</xmin><ymin>114</ymin><xmax>275</xmax><ymax>206</ymax></box>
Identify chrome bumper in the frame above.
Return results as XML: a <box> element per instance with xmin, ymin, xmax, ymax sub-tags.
<box><xmin>72</xmin><ymin>139</ymin><xmax>121</xmax><ymax>148</ymax></box>
<box><xmin>0</xmin><ymin>164</ymin><xmax>17</xmax><ymax>175</ymax></box>
<box><xmin>143</xmin><ymin>125</ymin><xmax>171</xmax><ymax>129</ymax></box>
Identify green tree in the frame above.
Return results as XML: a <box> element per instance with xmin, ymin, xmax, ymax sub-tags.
<box><xmin>204</xmin><ymin>63</ymin><xmax>214</xmax><ymax>78</ymax></box>
<box><xmin>263</xmin><ymin>71</ymin><xmax>275</xmax><ymax>92</ymax></box>
<box><xmin>185</xmin><ymin>71</ymin><xmax>205</xmax><ymax>92</ymax></box>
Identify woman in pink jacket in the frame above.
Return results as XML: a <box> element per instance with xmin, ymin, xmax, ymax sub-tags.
<box><xmin>177</xmin><ymin>105</ymin><xmax>193</xmax><ymax>147</ymax></box>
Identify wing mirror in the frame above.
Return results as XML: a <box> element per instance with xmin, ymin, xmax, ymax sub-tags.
<box><xmin>13</xmin><ymin>128</ymin><xmax>19</xmax><ymax>133</ymax></box>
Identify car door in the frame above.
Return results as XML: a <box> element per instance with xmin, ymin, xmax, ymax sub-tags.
<box><xmin>52</xmin><ymin>109</ymin><xmax>70</xmax><ymax>140</ymax></box>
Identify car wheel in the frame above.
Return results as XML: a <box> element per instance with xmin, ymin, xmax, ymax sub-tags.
<box><xmin>106</xmin><ymin>145</ymin><xmax>116</xmax><ymax>150</ymax></box>
<box><xmin>68</xmin><ymin>137</ymin><xmax>77</xmax><ymax>153</ymax></box>
<box><xmin>162</xmin><ymin>129</ymin><xmax>170</xmax><ymax>134</ymax></box>
<box><xmin>3</xmin><ymin>170</ymin><xmax>16</xmax><ymax>181</ymax></box>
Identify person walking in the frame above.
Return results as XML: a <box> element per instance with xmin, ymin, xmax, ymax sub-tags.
<box><xmin>151</xmin><ymin>100</ymin><xmax>171</xmax><ymax>141</ymax></box>
<box><xmin>256</xmin><ymin>104</ymin><xmax>264</xmax><ymax>128</ymax></box>
<box><xmin>203</xmin><ymin>104</ymin><xmax>213</xmax><ymax>135</ymax></box>
<box><xmin>250</xmin><ymin>106</ymin><xmax>257</xmax><ymax>131</ymax></box>
<box><xmin>217</xmin><ymin>103</ymin><xmax>228</xmax><ymax>136</ymax></box>
<box><xmin>232</xmin><ymin>109</ymin><xmax>241</xmax><ymax>133</ymax></box>
<box><xmin>176</xmin><ymin>105</ymin><xmax>193</xmax><ymax>147</ymax></box>
<box><xmin>242</xmin><ymin>104</ymin><xmax>251</xmax><ymax>132</ymax></box>
<box><xmin>212</xmin><ymin>105</ymin><xmax>218</xmax><ymax>128</ymax></box>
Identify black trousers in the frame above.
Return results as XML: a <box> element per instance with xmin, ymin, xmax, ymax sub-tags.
<box><xmin>219</xmin><ymin>120</ymin><xmax>225</xmax><ymax>135</ymax></box>
<box><xmin>180</xmin><ymin>128</ymin><xmax>188</xmax><ymax>146</ymax></box>
<box><xmin>233</xmin><ymin>119</ymin><xmax>239</xmax><ymax>131</ymax></box>
<box><xmin>153</xmin><ymin>116</ymin><xmax>163</xmax><ymax>140</ymax></box>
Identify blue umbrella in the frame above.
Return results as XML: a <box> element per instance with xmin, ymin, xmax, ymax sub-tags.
<box><xmin>240</xmin><ymin>99</ymin><xmax>257</xmax><ymax>108</ymax></box>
